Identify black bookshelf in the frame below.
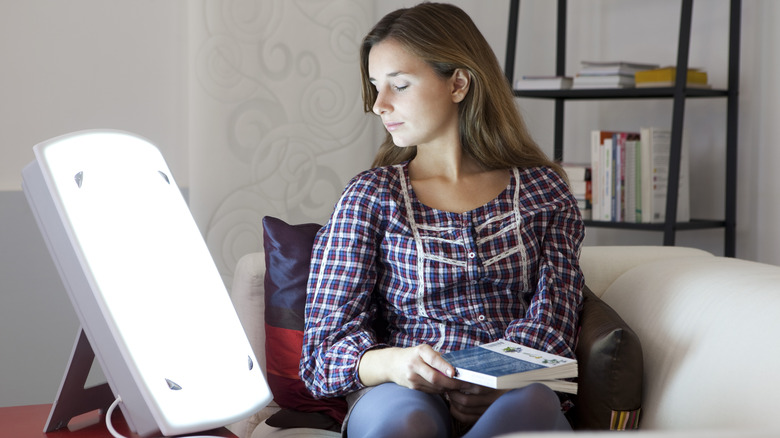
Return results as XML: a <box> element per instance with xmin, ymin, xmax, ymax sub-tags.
<box><xmin>514</xmin><ymin>87</ymin><xmax>729</xmax><ymax>100</ymax></box>
<box><xmin>504</xmin><ymin>0</ymin><xmax>740</xmax><ymax>257</ymax></box>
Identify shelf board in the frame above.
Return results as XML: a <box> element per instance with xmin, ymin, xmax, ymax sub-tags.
<box><xmin>583</xmin><ymin>219</ymin><xmax>727</xmax><ymax>230</ymax></box>
<box><xmin>514</xmin><ymin>87</ymin><xmax>728</xmax><ymax>100</ymax></box>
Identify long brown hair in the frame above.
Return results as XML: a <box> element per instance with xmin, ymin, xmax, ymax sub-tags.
<box><xmin>361</xmin><ymin>2</ymin><xmax>562</xmax><ymax>177</ymax></box>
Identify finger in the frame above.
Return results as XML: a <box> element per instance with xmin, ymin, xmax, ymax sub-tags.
<box><xmin>449</xmin><ymin>402</ymin><xmax>481</xmax><ymax>425</ymax></box>
<box><xmin>447</xmin><ymin>389</ymin><xmax>503</xmax><ymax>410</ymax></box>
<box><xmin>413</xmin><ymin>362</ymin><xmax>461</xmax><ymax>392</ymax></box>
<box><xmin>418</xmin><ymin>345</ymin><xmax>457</xmax><ymax>378</ymax></box>
<box><xmin>457</xmin><ymin>383</ymin><xmax>486</xmax><ymax>395</ymax></box>
<box><xmin>397</xmin><ymin>346</ymin><xmax>458</xmax><ymax>393</ymax></box>
<box><xmin>447</xmin><ymin>391</ymin><xmax>485</xmax><ymax>410</ymax></box>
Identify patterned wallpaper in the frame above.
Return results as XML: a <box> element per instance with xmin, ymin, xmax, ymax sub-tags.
<box><xmin>188</xmin><ymin>0</ymin><xmax>376</xmax><ymax>286</ymax></box>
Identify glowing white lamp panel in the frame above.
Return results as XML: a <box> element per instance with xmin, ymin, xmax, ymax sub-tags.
<box><xmin>23</xmin><ymin>130</ymin><xmax>271</xmax><ymax>437</ymax></box>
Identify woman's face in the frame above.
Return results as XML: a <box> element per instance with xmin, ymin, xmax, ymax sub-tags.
<box><xmin>368</xmin><ymin>38</ymin><xmax>463</xmax><ymax>149</ymax></box>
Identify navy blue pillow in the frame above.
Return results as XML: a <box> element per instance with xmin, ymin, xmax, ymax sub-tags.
<box><xmin>261</xmin><ymin>216</ymin><xmax>346</xmax><ymax>430</ymax></box>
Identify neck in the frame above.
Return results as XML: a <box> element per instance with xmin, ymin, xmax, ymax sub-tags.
<box><xmin>410</xmin><ymin>141</ymin><xmax>483</xmax><ymax>183</ymax></box>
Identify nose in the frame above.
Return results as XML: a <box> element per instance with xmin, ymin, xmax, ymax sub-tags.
<box><xmin>372</xmin><ymin>90</ymin><xmax>389</xmax><ymax>115</ymax></box>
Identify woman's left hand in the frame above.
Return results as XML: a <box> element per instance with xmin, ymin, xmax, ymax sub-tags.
<box><xmin>445</xmin><ymin>383</ymin><xmax>508</xmax><ymax>424</ymax></box>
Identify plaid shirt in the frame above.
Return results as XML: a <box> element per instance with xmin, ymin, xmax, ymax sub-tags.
<box><xmin>300</xmin><ymin>162</ymin><xmax>584</xmax><ymax>398</ymax></box>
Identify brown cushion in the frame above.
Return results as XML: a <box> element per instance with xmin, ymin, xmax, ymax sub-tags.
<box><xmin>569</xmin><ymin>285</ymin><xmax>643</xmax><ymax>430</ymax></box>
<box><xmin>262</xmin><ymin>216</ymin><xmax>347</xmax><ymax>429</ymax></box>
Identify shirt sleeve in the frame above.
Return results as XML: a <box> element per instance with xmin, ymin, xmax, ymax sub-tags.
<box><xmin>299</xmin><ymin>174</ymin><xmax>386</xmax><ymax>398</ymax></box>
<box><xmin>504</xmin><ymin>169</ymin><xmax>585</xmax><ymax>358</ymax></box>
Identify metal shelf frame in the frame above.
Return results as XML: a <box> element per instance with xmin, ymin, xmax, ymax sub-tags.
<box><xmin>504</xmin><ymin>0</ymin><xmax>740</xmax><ymax>256</ymax></box>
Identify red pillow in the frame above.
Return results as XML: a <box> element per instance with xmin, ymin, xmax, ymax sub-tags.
<box><xmin>262</xmin><ymin>216</ymin><xmax>347</xmax><ymax>429</ymax></box>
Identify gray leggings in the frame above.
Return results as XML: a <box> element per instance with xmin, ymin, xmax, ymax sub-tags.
<box><xmin>345</xmin><ymin>382</ymin><xmax>571</xmax><ymax>438</ymax></box>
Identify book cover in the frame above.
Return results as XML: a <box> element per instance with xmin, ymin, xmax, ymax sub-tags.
<box><xmin>562</xmin><ymin>163</ymin><xmax>592</xmax><ymax>220</ymax></box>
<box><xmin>602</xmin><ymin>138</ymin><xmax>613</xmax><ymax>221</ymax></box>
<box><xmin>635</xmin><ymin>81</ymin><xmax>712</xmax><ymax>89</ymax></box>
<box><xmin>515</xmin><ymin>76</ymin><xmax>573</xmax><ymax>90</ymax></box>
<box><xmin>639</xmin><ymin>127</ymin><xmax>690</xmax><ymax>223</ymax></box>
<box><xmin>634</xmin><ymin>67</ymin><xmax>708</xmax><ymax>86</ymax></box>
<box><xmin>572</xmin><ymin>74</ymin><xmax>635</xmax><ymax>89</ymax></box>
<box><xmin>580</xmin><ymin>60</ymin><xmax>659</xmax><ymax>73</ymax></box>
<box><xmin>612</xmin><ymin>133</ymin><xmax>623</xmax><ymax>222</ymax></box>
<box><xmin>590</xmin><ymin>130</ymin><xmax>617</xmax><ymax>221</ymax></box>
<box><xmin>562</xmin><ymin>162</ymin><xmax>589</xmax><ymax>182</ymax></box>
<box><xmin>441</xmin><ymin>340</ymin><xmax>578</xmax><ymax>393</ymax></box>
<box><xmin>578</xmin><ymin>61</ymin><xmax>659</xmax><ymax>77</ymax></box>
<box><xmin>612</xmin><ymin>132</ymin><xmax>640</xmax><ymax>222</ymax></box>
<box><xmin>624</xmin><ymin>139</ymin><xmax>641</xmax><ymax>223</ymax></box>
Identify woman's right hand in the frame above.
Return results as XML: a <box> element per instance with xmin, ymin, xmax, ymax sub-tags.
<box><xmin>357</xmin><ymin>344</ymin><xmax>463</xmax><ymax>393</ymax></box>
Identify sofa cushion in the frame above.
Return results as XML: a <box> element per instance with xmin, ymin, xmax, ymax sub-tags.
<box><xmin>262</xmin><ymin>216</ymin><xmax>347</xmax><ymax>430</ymax></box>
<box><xmin>570</xmin><ymin>285</ymin><xmax>643</xmax><ymax>430</ymax></box>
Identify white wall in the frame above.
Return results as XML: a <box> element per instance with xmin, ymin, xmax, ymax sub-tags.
<box><xmin>0</xmin><ymin>0</ymin><xmax>188</xmax><ymax>407</ymax></box>
<box><xmin>188</xmin><ymin>0</ymin><xmax>375</xmax><ymax>287</ymax></box>
<box><xmin>0</xmin><ymin>0</ymin><xmax>777</xmax><ymax>408</ymax></box>
<box><xmin>0</xmin><ymin>0</ymin><xmax>188</xmax><ymax>190</ymax></box>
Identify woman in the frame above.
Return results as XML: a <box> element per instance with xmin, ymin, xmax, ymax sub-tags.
<box><xmin>300</xmin><ymin>3</ymin><xmax>584</xmax><ymax>437</ymax></box>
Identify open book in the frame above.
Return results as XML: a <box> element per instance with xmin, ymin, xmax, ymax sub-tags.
<box><xmin>441</xmin><ymin>339</ymin><xmax>578</xmax><ymax>394</ymax></box>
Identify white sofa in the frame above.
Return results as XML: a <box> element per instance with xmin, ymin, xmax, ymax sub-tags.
<box><xmin>228</xmin><ymin>246</ymin><xmax>780</xmax><ymax>438</ymax></box>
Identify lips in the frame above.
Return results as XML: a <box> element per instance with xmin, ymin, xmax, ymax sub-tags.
<box><xmin>384</xmin><ymin>121</ymin><xmax>403</xmax><ymax>132</ymax></box>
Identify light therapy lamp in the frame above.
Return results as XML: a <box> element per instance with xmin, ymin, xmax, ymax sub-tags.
<box><xmin>22</xmin><ymin>130</ymin><xmax>271</xmax><ymax>437</ymax></box>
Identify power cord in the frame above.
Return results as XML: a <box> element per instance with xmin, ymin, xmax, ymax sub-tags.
<box><xmin>105</xmin><ymin>395</ymin><xmax>225</xmax><ymax>438</ymax></box>
<box><xmin>106</xmin><ymin>396</ymin><xmax>127</xmax><ymax>438</ymax></box>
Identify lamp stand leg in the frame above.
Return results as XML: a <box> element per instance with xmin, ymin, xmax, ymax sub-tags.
<box><xmin>44</xmin><ymin>328</ymin><xmax>114</xmax><ymax>432</ymax></box>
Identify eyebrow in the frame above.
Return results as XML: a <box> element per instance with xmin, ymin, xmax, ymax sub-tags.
<box><xmin>368</xmin><ymin>71</ymin><xmax>407</xmax><ymax>84</ymax></box>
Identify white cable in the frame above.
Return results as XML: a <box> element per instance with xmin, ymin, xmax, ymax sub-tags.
<box><xmin>105</xmin><ymin>394</ymin><xmax>222</xmax><ymax>438</ymax></box>
<box><xmin>106</xmin><ymin>396</ymin><xmax>129</xmax><ymax>438</ymax></box>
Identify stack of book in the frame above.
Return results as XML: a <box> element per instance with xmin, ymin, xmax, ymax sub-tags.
<box><xmin>572</xmin><ymin>61</ymin><xmax>659</xmax><ymax>89</ymax></box>
<box><xmin>562</xmin><ymin>163</ymin><xmax>592</xmax><ymax>220</ymax></box>
<box><xmin>634</xmin><ymin>66</ymin><xmax>710</xmax><ymax>88</ymax></box>
<box><xmin>590</xmin><ymin>128</ymin><xmax>689</xmax><ymax>223</ymax></box>
<box><xmin>514</xmin><ymin>75</ymin><xmax>573</xmax><ymax>90</ymax></box>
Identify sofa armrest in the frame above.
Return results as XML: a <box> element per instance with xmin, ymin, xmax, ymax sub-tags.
<box><xmin>571</xmin><ymin>286</ymin><xmax>643</xmax><ymax>430</ymax></box>
<box><xmin>231</xmin><ymin>251</ymin><xmax>268</xmax><ymax>375</ymax></box>
<box><xmin>229</xmin><ymin>251</ymin><xmax>281</xmax><ymax>438</ymax></box>
<box><xmin>580</xmin><ymin>246</ymin><xmax>713</xmax><ymax>297</ymax></box>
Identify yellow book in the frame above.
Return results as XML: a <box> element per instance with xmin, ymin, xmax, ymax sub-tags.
<box><xmin>634</xmin><ymin>67</ymin><xmax>708</xmax><ymax>85</ymax></box>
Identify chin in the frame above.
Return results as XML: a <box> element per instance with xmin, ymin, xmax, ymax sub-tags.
<box><xmin>390</xmin><ymin>137</ymin><xmax>415</xmax><ymax>148</ymax></box>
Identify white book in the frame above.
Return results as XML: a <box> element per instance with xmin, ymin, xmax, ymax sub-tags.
<box><xmin>573</xmin><ymin>74</ymin><xmax>635</xmax><ymax>88</ymax></box>
<box><xmin>515</xmin><ymin>76</ymin><xmax>573</xmax><ymax>90</ymax></box>
<box><xmin>614</xmin><ymin>134</ymin><xmax>623</xmax><ymax>222</ymax></box>
<box><xmin>590</xmin><ymin>131</ymin><xmax>616</xmax><ymax>221</ymax></box>
<box><xmin>624</xmin><ymin>139</ymin><xmax>640</xmax><ymax>223</ymax></box>
<box><xmin>441</xmin><ymin>340</ymin><xmax>578</xmax><ymax>393</ymax></box>
<box><xmin>562</xmin><ymin>163</ymin><xmax>589</xmax><ymax>182</ymax></box>
<box><xmin>579</xmin><ymin>60</ymin><xmax>659</xmax><ymax>76</ymax></box>
<box><xmin>602</xmin><ymin>138</ymin><xmax>613</xmax><ymax>222</ymax></box>
<box><xmin>639</xmin><ymin>127</ymin><xmax>690</xmax><ymax>223</ymax></box>
<box><xmin>590</xmin><ymin>132</ymin><xmax>602</xmax><ymax>221</ymax></box>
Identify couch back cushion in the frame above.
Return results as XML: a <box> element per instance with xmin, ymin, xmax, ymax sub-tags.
<box><xmin>262</xmin><ymin>216</ymin><xmax>347</xmax><ymax>429</ymax></box>
<box><xmin>602</xmin><ymin>256</ymin><xmax>780</xmax><ymax>430</ymax></box>
<box><xmin>580</xmin><ymin>246</ymin><xmax>713</xmax><ymax>297</ymax></box>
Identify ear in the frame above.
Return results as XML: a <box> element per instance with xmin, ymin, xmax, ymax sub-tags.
<box><xmin>450</xmin><ymin>68</ymin><xmax>471</xmax><ymax>103</ymax></box>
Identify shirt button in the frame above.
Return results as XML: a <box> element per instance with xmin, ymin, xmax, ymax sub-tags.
<box><xmin>468</xmin><ymin>252</ymin><xmax>476</xmax><ymax>259</ymax></box>
<box><xmin>477</xmin><ymin>314</ymin><xmax>486</xmax><ymax>322</ymax></box>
